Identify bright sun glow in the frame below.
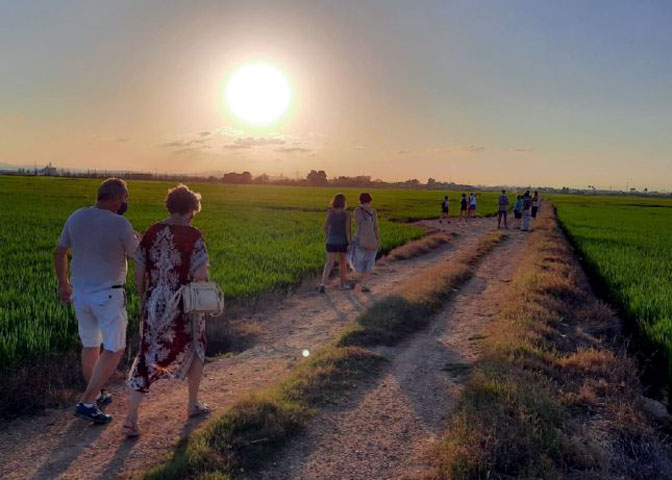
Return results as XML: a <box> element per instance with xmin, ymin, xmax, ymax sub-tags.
<box><xmin>226</xmin><ymin>63</ymin><xmax>291</xmax><ymax>126</ymax></box>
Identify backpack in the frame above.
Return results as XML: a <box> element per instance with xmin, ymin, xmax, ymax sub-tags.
<box><xmin>356</xmin><ymin>207</ymin><xmax>378</xmax><ymax>251</ymax></box>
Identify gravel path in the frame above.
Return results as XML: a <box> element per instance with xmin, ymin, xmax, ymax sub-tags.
<box><xmin>252</xmin><ymin>227</ymin><xmax>529</xmax><ymax>480</ymax></box>
<box><xmin>0</xmin><ymin>218</ymin><xmax>496</xmax><ymax>480</ymax></box>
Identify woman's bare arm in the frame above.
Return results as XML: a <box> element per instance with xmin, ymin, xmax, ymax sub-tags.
<box><xmin>193</xmin><ymin>263</ymin><xmax>209</xmax><ymax>282</ymax></box>
<box><xmin>134</xmin><ymin>264</ymin><xmax>146</xmax><ymax>300</ymax></box>
<box><xmin>346</xmin><ymin>212</ymin><xmax>352</xmax><ymax>243</ymax></box>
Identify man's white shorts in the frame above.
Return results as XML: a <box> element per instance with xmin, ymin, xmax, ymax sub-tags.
<box><xmin>73</xmin><ymin>288</ymin><xmax>127</xmax><ymax>352</ymax></box>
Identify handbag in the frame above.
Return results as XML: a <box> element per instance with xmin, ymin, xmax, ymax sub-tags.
<box><xmin>173</xmin><ymin>281</ymin><xmax>225</xmax><ymax>316</ymax></box>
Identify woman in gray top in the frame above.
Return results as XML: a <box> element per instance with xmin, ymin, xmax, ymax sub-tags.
<box><xmin>319</xmin><ymin>193</ymin><xmax>351</xmax><ymax>293</ymax></box>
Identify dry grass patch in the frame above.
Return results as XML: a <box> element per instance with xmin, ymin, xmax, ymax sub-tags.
<box><xmin>424</xmin><ymin>210</ymin><xmax>672</xmax><ymax>480</ymax></box>
<box><xmin>147</xmin><ymin>230</ymin><xmax>509</xmax><ymax>479</ymax></box>
<box><xmin>385</xmin><ymin>232</ymin><xmax>452</xmax><ymax>261</ymax></box>
<box><xmin>145</xmin><ymin>346</ymin><xmax>384</xmax><ymax>480</ymax></box>
<box><xmin>339</xmin><ymin>231</ymin><xmax>506</xmax><ymax>347</ymax></box>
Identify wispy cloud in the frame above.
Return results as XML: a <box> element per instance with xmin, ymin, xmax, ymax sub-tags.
<box><xmin>514</xmin><ymin>147</ymin><xmax>535</xmax><ymax>152</ymax></box>
<box><xmin>397</xmin><ymin>145</ymin><xmax>486</xmax><ymax>155</ymax></box>
<box><xmin>223</xmin><ymin>137</ymin><xmax>287</xmax><ymax>149</ymax></box>
<box><xmin>274</xmin><ymin>147</ymin><xmax>312</xmax><ymax>154</ymax></box>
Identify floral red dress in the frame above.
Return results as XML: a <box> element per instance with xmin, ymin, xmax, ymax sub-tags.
<box><xmin>127</xmin><ymin>223</ymin><xmax>209</xmax><ymax>393</ymax></box>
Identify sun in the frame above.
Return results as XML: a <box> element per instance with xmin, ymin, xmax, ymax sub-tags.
<box><xmin>225</xmin><ymin>63</ymin><xmax>291</xmax><ymax>126</ymax></box>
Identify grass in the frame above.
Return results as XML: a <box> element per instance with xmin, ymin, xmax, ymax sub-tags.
<box><xmin>385</xmin><ymin>232</ymin><xmax>452</xmax><ymax>261</ymax></box>
<box><xmin>423</xmin><ymin>209</ymin><xmax>672</xmax><ymax>480</ymax></box>
<box><xmin>338</xmin><ymin>231</ymin><xmax>506</xmax><ymax>347</ymax></box>
<box><xmin>145</xmin><ymin>346</ymin><xmax>384</xmax><ymax>480</ymax></box>
<box><xmin>0</xmin><ymin>176</ymin><xmax>503</xmax><ymax>416</ymax></box>
<box><xmin>551</xmin><ymin>195</ymin><xmax>672</xmax><ymax>397</ymax></box>
<box><xmin>146</xmin><ymin>225</ymin><xmax>508</xmax><ymax>479</ymax></box>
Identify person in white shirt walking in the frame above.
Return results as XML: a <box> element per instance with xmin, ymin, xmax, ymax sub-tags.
<box><xmin>468</xmin><ymin>193</ymin><xmax>477</xmax><ymax>220</ymax></box>
<box><xmin>54</xmin><ymin>178</ymin><xmax>140</xmax><ymax>424</ymax></box>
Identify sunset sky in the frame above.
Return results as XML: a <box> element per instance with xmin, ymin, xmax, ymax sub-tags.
<box><xmin>1</xmin><ymin>0</ymin><xmax>671</xmax><ymax>189</ymax></box>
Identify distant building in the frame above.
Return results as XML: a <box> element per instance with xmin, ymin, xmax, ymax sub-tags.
<box><xmin>37</xmin><ymin>162</ymin><xmax>58</xmax><ymax>176</ymax></box>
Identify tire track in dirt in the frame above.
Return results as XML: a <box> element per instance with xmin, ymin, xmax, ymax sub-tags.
<box><xmin>0</xmin><ymin>219</ymin><xmax>495</xmax><ymax>480</ymax></box>
<box><xmin>252</xmin><ymin>228</ymin><xmax>529</xmax><ymax>480</ymax></box>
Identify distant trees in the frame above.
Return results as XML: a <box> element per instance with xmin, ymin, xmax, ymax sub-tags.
<box><xmin>222</xmin><ymin>171</ymin><xmax>252</xmax><ymax>184</ymax></box>
<box><xmin>306</xmin><ymin>170</ymin><xmax>328</xmax><ymax>186</ymax></box>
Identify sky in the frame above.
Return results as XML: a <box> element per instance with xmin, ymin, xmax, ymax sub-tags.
<box><xmin>1</xmin><ymin>0</ymin><xmax>671</xmax><ymax>189</ymax></box>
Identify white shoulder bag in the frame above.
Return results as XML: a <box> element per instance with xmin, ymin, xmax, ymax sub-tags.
<box><xmin>171</xmin><ymin>281</ymin><xmax>225</xmax><ymax>317</ymax></box>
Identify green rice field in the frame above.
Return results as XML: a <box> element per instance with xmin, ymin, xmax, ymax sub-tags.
<box><xmin>554</xmin><ymin>194</ymin><xmax>672</xmax><ymax>389</ymax></box>
<box><xmin>0</xmin><ymin>176</ymin><xmax>500</xmax><ymax>372</ymax></box>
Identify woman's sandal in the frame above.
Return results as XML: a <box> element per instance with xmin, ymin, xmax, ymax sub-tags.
<box><xmin>188</xmin><ymin>401</ymin><xmax>212</xmax><ymax>418</ymax></box>
<box><xmin>121</xmin><ymin>421</ymin><xmax>141</xmax><ymax>438</ymax></box>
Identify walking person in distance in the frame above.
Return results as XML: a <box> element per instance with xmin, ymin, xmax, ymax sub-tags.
<box><xmin>469</xmin><ymin>193</ymin><xmax>478</xmax><ymax>220</ymax></box>
<box><xmin>497</xmin><ymin>190</ymin><xmax>509</xmax><ymax>229</ymax></box>
<box><xmin>349</xmin><ymin>193</ymin><xmax>380</xmax><ymax>293</ymax></box>
<box><xmin>513</xmin><ymin>195</ymin><xmax>522</xmax><ymax>229</ymax></box>
<box><xmin>521</xmin><ymin>190</ymin><xmax>532</xmax><ymax>231</ymax></box>
<box><xmin>439</xmin><ymin>195</ymin><xmax>450</xmax><ymax>224</ymax></box>
<box><xmin>531</xmin><ymin>191</ymin><xmax>540</xmax><ymax>218</ymax></box>
<box><xmin>459</xmin><ymin>193</ymin><xmax>468</xmax><ymax>222</ymax></box>
<box><xmin>54</xmin><ymin>178</ymin><xmax>140</xmax><ymax>424</ymax></box>
<box><xmin>124</xmin><ymin>184</ymin><xmax>211</xmax><ymax>436</ymax></box>
<box><xmin>319</xmin><ymin>193</ymin><xmax>351</xmax><ymax>293</ymax></box>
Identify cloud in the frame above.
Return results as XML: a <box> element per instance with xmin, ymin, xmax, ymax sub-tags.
<box><xmin>199</xmin><ymin>131</ymin><xmax>211</xmax><ymax>137</ymax></box>
<box><xmin>162</xmin><ymin>137</ymin><xmax>211</xmax><ymax>148</ymax></box>
<box><xmin>514</xmin><ymin>147</ymin><xmax>535</xmax><ymax>152</ymax></box>
<box><xmin>223</xmin><ymin>136</ymin><xmax>287</xmax><ymax>149</ymax></box>
<box><xmin>463</xmin><ymin>144</ymin><xmax>485</xmax><ymax>152</ymax></box>
<box><xmin>117</xmin><ymin>137</ymin><xmax>130</xmax><ymax>143</ymax></box>
<box><xmin>352</xmin><ymin>144</ymin><xmax>366</xmax><ymax>150</ymax></box>
<box><xmin>274</xmin><ymin>147</ymin><xmax>312</xmax><ymax>154</ymax></box>
<box><xmin>397</xmin><ymin>145</ymin><xmax>485</xmax><ymax>156</ymax></box>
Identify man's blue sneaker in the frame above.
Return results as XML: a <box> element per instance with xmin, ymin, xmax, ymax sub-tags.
<box><xmin>96</xmin><ymin>389</ymin><xmax>112</xmax><ymax>407</ymax></box>
<box><xmin>74</xmin><ymin>403</ymin><xmax>112</xmax><ymax>424</ymax></box>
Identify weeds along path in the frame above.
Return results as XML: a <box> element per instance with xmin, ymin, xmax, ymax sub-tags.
<box><xmin>252</xmin><ymin>227</ymin><xmax>530</xmax><ymax>480</ymax></box>
<box><xmin>0</xmin><ymin>218</ymin><xmax>494</xmax><ymax>480</ymax></box>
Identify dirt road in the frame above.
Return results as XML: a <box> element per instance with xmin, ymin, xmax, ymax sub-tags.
<box><xmin>0</xmin><ymin>218</ymin><xmax>503</xmax><ymax>480</ymax></box>
<box><xmin>252</xmin><ymin>225</ymin><xmax>528</xmax><ymax>479</ymax></box>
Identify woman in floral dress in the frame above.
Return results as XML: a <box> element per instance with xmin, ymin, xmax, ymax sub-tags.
<box><xmin>123</xmin><ymin>184</ymin><xmax>210</xmax><ymax>436</ymax></box>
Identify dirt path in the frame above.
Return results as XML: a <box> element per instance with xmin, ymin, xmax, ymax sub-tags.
<box><xmin>252</xmin><ymin>228</ymin><xmax>529</xmax><ymax>480</ymax></box>
<box><xmin>0</xmin><ymin>218</ymin><xmax>497</xmax><ymax>480</ymax></box>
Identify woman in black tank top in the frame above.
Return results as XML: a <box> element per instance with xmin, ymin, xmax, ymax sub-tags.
<box><xmin>319</xmin><ymin>193</ymin><xmax>351</xmax><ymax>293</ymax></box>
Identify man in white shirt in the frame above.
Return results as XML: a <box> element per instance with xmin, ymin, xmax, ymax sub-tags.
<box><xmin>54</xmin><ymin>178</ymin><xmax>140</xmax><ymax>424</ymax></box>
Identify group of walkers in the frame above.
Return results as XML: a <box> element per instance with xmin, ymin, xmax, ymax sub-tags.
<box><xmin>496</xmin><ymin>190</ymin><xmax>540</xmax><ymax>230</ymax></box>
<box><xmin>54</xmin><ymin>180</ymin><xmax>381</xmax><ymax>435</ymax></box>
<box><xmin>54</xmin><ymin>178</ymin><xmax>536</xmax><ymax>437</ymax></box>
<box><xmin>55</xmin><ymin>178</ymin><xmax>210</xmax><ymax>436</ymax></box>
<box><xmin>319</xmin><ymin>192</ymin><xmax>380</xmax><ymax>294</ymax></box>
<box><xmin>440</xmin><ymin>190</ymin><xmax>539</xmax><ymax>229</ymax></box>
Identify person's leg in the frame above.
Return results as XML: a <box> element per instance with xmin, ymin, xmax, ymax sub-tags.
<box><xmin>337</xmin><ymin>253</ymin><xmax>348</xmax><ymax>287</ymax></box>
<box><xmin>124</xmin><ymin>389</ymin><xmax>144</xmax><ymax>428</ymax></box>
<box><xmin>80</xmin><ymin>294</ymin><xmax>127</xmax><ymax>405</ymax></box>
<box><xmin>80</xmin><ymin>349</ymin><xmax>124</xmax><ymax>404</ymax></box>
<box><xmin>187</xmin><ymin>356</ymin><xmax>204</xmax><ymax>409</ymax></box>
<box><xmin>81</xmin><ymin>347</ymin><xmax>100</xmax><ymax>383</ymax></box>
<box><xmin>321</xmin><ymin>253</ymin><xmax>336</xmax><ymax>286</ymax></box>
<box><xmin>504</xmin><ymin>211</ymin><xmax>508</xmax><ymax>228</ymax></box>
<box><xmin>360</xmin><ymin>271</ymin><xmax>370</xmax><ymax>290</ymax></box>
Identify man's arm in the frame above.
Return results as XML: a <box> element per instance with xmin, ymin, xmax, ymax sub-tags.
<box><xmin>54</xmin><ymin>245</ymin><xmax>73</xmax><ymax>304</ymax></box>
